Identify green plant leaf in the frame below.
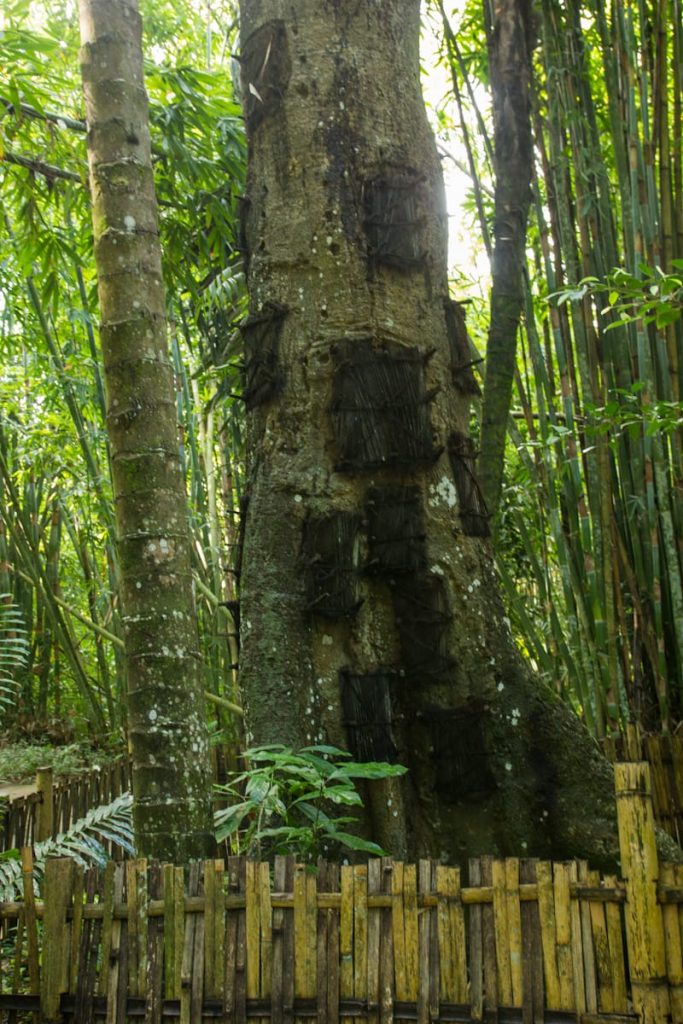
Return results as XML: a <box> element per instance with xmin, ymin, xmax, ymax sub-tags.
<box><xmin>331</xmin><ymin>832</ymin><xmax>387</xmax><ymax>856</ymax></box>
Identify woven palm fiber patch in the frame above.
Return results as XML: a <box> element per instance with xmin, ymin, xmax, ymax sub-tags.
<box><xmin>421</xmin><ymin>703</ymin><xmax>495</xmax><ymax>802</ymax></box>
<box><xmin>330</xmin><ymin>337</ymin><xmax>439</xmax><ymax>471</ymax></box>
<box><xmin>340</xmin><ymin>668</ymin><xmax>399</xmax><ymax>763</ymax></box>
<box><xmin>392</xmin><ymin>574</ymin><xmax>456</xmax><ymax>682</ymax></box>
<box><xmin>443</xmin><ymin>298</ymin><xmax>481</xmax><ymax>395</ymax></box>
<box><xmin>363</xmin><ymin>170</ymin><xmax>425</xmax><ymax>271</ymax></box>
<box><xmin>365</xmin><ymin>484</ymin><xmax>427</xmax><ymax>576</ymax></box>
<box><xmin>301</xmin><ymin>511</ymin><xmax>362</xmax><ymax>620</ymax></box>
<box><xmin>448</xmin><ymin>431</ymin><xmax>490</xmax><ymax>537</ymax></box>
<box><xmin>241</xmin><ymin>301</ymin><xmax>287</xmax><ymax>409</ymax></box>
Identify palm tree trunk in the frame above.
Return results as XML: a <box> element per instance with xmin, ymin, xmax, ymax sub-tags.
<box><xmin>78</xmin><ymin>0</ymin><xmax>214</xmax><ymax>860</ymax></box>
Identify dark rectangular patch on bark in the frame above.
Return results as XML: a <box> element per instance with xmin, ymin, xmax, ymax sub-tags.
<box><xmin>365</xmin><ymin>485</ymin><xmax>426</xmax><ymax>575</ymax></box>
<box><xmin>241</xmin><ymin>20</ymin><xmax>291</xmax><ymax>130</ymax></box>
<box><xmin>330</xmin><ymin>338</ymin><xmax>439</xmax><ymax>471</ymax></box>
<box><xmin>363</xmin><ymin>170</ymin><xmax>425</xmax><ymax>270</ymax></box>
<box><xmin>301</xmin><ymin>512</ymin><xmax>362</xmax><ymax>619</ymax></box>
<box><xmin>444</xmin><ymin>299</ymin><xmax>481</xmax><ymax>395</ymax></box>
<box><xmin>422</xmin><ymin>703</ymin><xmax>495</xmax><ymax>802</ymax></box>
<box><xmin>448</xmin><ymin>432</ymin><xmax>490</xmax><ymax>537</ymax></box>
<box><xmin>241</xmin><ymin>301</ymin><xmax>287</xmax><ymax>409</ymax></box>
<box><xmin>392</xmin><ymin>575</ymin><xmax>455</xmax><ymax>682</ymax></box>
<box><xmin>340</xmin><ymin>668</ymin><xmax>399</xmax><ymax>763</ymax></box>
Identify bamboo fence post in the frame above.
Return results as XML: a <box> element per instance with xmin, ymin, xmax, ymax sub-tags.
<box><xmin>41</xmin><ymin>857</ymin><xmax>75</xmax><ymax>1022</ymax></box>
<box><xmin>615</xmin><ymin>761</ymin><xmax>671</xmax><ymax>1022</ymax></box>
<box><xmin>35</xmin><ymin>766</ymin><xmax>53</xmax><ymax>842</ymax></box>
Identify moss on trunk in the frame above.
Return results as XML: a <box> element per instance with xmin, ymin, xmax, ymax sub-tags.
<box><xmin>79</xmin><ymin>0</ymin><xmax>214</xmax><ymax>861</ymax></box>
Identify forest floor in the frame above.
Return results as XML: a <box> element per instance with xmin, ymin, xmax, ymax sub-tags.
<box><xmin>0</xmin><ymin>782</ymin><xmax>36</xmax><ymax>799</ymax></box>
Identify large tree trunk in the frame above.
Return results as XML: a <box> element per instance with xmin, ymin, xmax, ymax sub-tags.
<box><xmin>237</xmin><ymin>0</ymin><xmax>620</xmax><ymax>867</ymax></box>
<box><xmin>79</xmin><ymin>0</ymin><xmax>215</xmax><ymax>860</ymax></box>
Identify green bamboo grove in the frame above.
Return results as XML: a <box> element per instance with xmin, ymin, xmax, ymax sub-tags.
<box><xmin>0</xmin><ymin>0</ymin><xmax>245</xmax><ymax>743</ymax></box>
<box><xmin>440</xmin><ymin>0</ymin><xmax>683</xmax><ymax>734</ymax></box>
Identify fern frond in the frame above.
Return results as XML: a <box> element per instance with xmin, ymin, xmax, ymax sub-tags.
<box><xmin>0</xmin><ymin>792</ymin><xmax>134</xmax><ymax>900</ymax></box>
<box><xmin>0</xmin><ymin>596</ymin><xmax>29</xmax><ymax>709</ymax></box>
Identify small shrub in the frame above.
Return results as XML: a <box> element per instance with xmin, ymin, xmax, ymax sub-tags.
<box><xmin>0</xmin><ymin>740</ymin><xmax>120</xmax><ymax>784</ymax></box>
<box><xmin>214</xmin><ymin>744</ymin><xmax>407</xmax><ymax>861</ymax></box>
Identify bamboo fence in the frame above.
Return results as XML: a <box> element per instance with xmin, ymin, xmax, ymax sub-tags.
<box><xmin>0</xmin><ymin>760</ymin><xmax>132</xmax><ymax>853</ymax></box>
<box><xmin>0</xmin><ymin>762</ymin><xmax>680</xmax><ymax>1023</ymax></box>
<box><xmin>602</xmin><ymin>724</ymin><xmax>683</xmax><ymax>844</ymax></box>
<box><xmin>0</xmin><ymin>747</ymin><xmax>239</xmax><ymax>854</ymax></box>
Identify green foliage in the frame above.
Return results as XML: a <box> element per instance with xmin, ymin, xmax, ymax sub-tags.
<box><xmin>0</xmin><ymin>741</ymin><xmax>120</xmax><ymax>784</ymax></box>
<box><xmin>552</xmin><ymin>263</ymin><xmax>683</xmax><ymax>332</ymax></box>
<box><xmin>0</xmin><ymin>598</ymin><xmax>28</xmax><ymax>711</ymax></box>
<box><xmin>214</xmin><ymin>745</ymin><xmax>407</xmax><ymax>861</ymax></box>
<box><xmin>438</xmin><ymin>0</ymin><xmax>683</xmax><ymax>735</ymax></box>
<box><xmin>0</xmin><ymin>0</ymin><xmax>246</xmax><ymax>740</ymax></box>
<box><xmin>0</xmin><ymin>792</ymin><xmax>134</xmax><ymax>900</ymax></box>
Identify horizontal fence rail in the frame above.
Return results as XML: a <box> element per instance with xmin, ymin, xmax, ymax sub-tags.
<box><xmin>0</xmin><ymin>762</ymin><xmax>680</xmax><ymax>1023</ymax></box>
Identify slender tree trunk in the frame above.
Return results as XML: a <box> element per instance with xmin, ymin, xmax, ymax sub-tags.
<box><xmin>236</xmin><ymin>0</ymin><xmax>636</xmax><ymax>867</ymax></box>
<box><xmin>78</xmin><ymin>0</ymin><xmax>215</xmax><ymax>860</ymax></box>
<box><xmin>478</xmin><ymin>0</ymin><xmax>535</xmax><ymax>517</ymax></box>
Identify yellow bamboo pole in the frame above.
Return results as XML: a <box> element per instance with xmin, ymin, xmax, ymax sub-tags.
<box><xmin>35</xmin><ymin>766</ymin><xmax>54</xmax><ymax>843</ymax></box>
<box><xmin>615</xmin><ymin>761</ymin><xmax>671</xmax><ymax>1022</ymax></box>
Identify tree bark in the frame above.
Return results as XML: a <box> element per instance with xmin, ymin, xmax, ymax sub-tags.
<box><xmin>478</xmin><ymin>0</ymin><xmax>535</xmax><ymax>517</ymax></box>
<box><xmin>79</xmin><ymin>0</ymin><xmax>215</xmax><ymax>861</ymax></box>
<box><xmin>237</xmin><ymin>0</ymin><xmax>622</xmax><ymax>867</ymax></box>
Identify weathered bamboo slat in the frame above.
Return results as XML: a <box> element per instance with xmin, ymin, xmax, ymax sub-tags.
<box><xmin>379</xmin><ymin>860</ymin><xmax>393</xmax><ymax>1024</ymax></box>
<box><xmin>235</xmin><ymin>858</ymin><xmax>248</xmax><ymax>1024</ymax></box>
<box><xmin>506</xmin><ymin>857</ymin><xmax>523</xmax><ymax>1006</ymax></box>
<box><xmin>587</xmin><ymin>866</ymin><xmax>613</xmax><ymax>1012</ymax></box>
<box><xmin>416</xmin><ymin>860</ymin><xmax>431</xmax><ymax>1024</ymax></box>
<box><xmin>203</xmin><ymin>859</ymin><xmax>218</xmax><ymax>1000</ymax></box>
<box><xmin>294</xmin><ymin>863</ymin><xmax>316</xmax><ymax>1024</ymax></box>
<box><xmin>105</xmin><ymin>864</ymin><xmax>124</xmax><ymax>1024</ymax></box>
<box><xmin>554</xmin><ymin>862</ymin><xmax>574</xmax><ymax>1009</ymax></box>
<box><xmin>491</xmin><ymin>857</ymin><xmax>512</xmax><ymax>1006</ymax></box>
<box><xmin>436</xmin><ymin>863</ymin><xmax>467</xmax><ymax>1005</ymax></box>
<box><xmin>353</xmin><ymin>865</ymin><xmax>368</xmax><ymax>1024</ymax></box>
<box><xmin>146</xmin><ymin>860</ymin><xmax>163</xmax><ymax>1024</ymax></box>
<box><xmin>603</xmin><ymin>873</ymin><xmax>627</xmax><ymax>1012</ymax></box>
<box><xmin>187</xmin><ymin>862</ymin><xmax>204</xmax><ymax>1024</ymax></box>
<box><xmin>661</xmin><ymin>862</ymin><xmax>683</xmax><ymax>1022</ymax></box>
<box><xmin>468</xmin><ymin>858</ymin><xmax>484</xmax><ymax>1022</ymax></box>
<box><xmin>615</xmin><ymin>761</ymin><xmax>671</xmax><ymax>1023</ymax></box>
<box><xmin>20</xmin><ymin>847</ymin><xmax>39</xmax><ymax>1002</ymax></box>
<box><xmin>41</xmin><ymin>857</ymin><xmax>74</xmax><ymax>1020</ymax></box>
<box><xmin>366</xmin><ymin>860</ymin><xmax>381</xmax><ymax>1024</ymax></box>
<box><xmin>567</xmin><ymin>861</ymin><xmax>586</xmax><ymax>1015</ymax></box>
<box><xmin>536</xmin><ymin>860</ymin><xmax>561</xmax><ymax>1009</ymax></box>
<box><xmin>270</xmin><ymin>856</ymin><xmax>287</xmax><ymax>1024</ymax></box>
<box><xmin>480</xmin><ymin>856</ymin><xmax>498</xmax><ymax>1016</ymax></box>
<box><xmin>520</xmin><ymin>859</ymin><xmax>543</xmax><ymax>1024</ymax></box>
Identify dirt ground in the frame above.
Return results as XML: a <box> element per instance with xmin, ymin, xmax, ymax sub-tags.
<box><xmin>0</xmin><ymin>782</ymin><xmax>36</xmax><ymax>800</ymax></box>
